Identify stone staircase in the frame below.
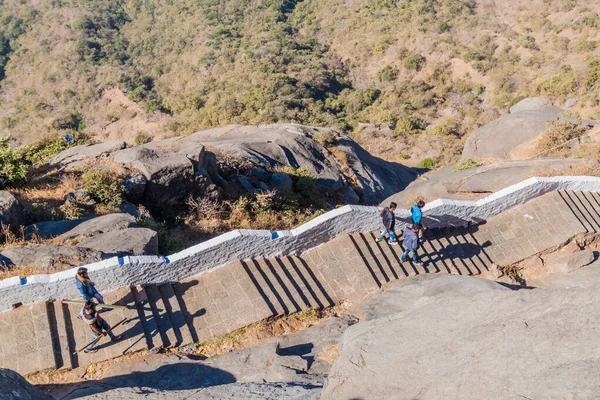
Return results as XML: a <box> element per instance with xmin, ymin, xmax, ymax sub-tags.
<box><xmin>3</xmin><ymin>190</ymin><xmax>600</xmax><ymax>376</ymax></box>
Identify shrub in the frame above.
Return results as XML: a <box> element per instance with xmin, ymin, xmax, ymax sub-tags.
<box><xmin>417</xmin><ymin>158</ymin><xmax>436</xmax><ymax>169</ymax></box>
<box><xmin>134</xmin><ymin>131</ymin><xmax>152</xmax><ymax>146</ymax></box>
<box><xmin>82</xmin><ymin>168</ymin><xmax>123</xmax><ymax>207</ymax></box>
<box><xmin>404</xmin><ymin>54</ymin><xmax>426</xmax><ymax>71</ymax></box>
<box><xmin>378</xmin><ymin>66</ymin><xmax>399</xmax><ymax>82</ymax></box>
<box><xmin>0</xmin><ymin>136</ymin><xmax>27</xmax><ymax>188</ymax></box>
<box><xmin>536</xmin><ymin>121</ymin><xmax>587</xmax><ymax>156</ymax></box>
<box><xmin>453</xmin><ymin>159</ymin><xmax>479</xmax><ymax>172</ymax></box>
<box><xmin>137</xmin><ymin>216</ymin><xmax>186</xmax><ymax>255</ymax></box>
<box><xmin>394</xmin><ymin>116</ymin><xmax>426</xmax><ymax>136</ymax></box>
<box><xmin>313</xmin><ymin>131</ymin><xmax>338</xmax><ymax>148</ymax></box>
<box><xmin>398</xmin><ymin>153</ymin><xmax>411</xmax><ymax>160</ymax></box>
<box><xmin>59</xmin><ymin>201</ymin><xmax>85</xmax><ymax>220</ymax></box>
<box><xmin>50</xmin><ymin>111</ymin><xmax>84</xmax><ymax>131</ymax></box>
<box><xmin>428</xmin><ymin>119</ymin><xmax>458</xmax><ymax>136</ymax></box>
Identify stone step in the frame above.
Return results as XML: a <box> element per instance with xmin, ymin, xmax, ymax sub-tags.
<box><xmin>422</xmin><ymin>229</ymin><xmax>452</xmax><ymax>274</ymax></box>
<box><xmin>49</xmin><ymin>301</ymin><xmax>73</xmax><ymax>370</ymax></box>
<box><xmin>449</xmin><ymin>228</ymin><xmax>480</xmax><ymax>275</ymax></box>
<box><xmin>560</xmin><ymin>191</ymin><xmax>597</xmax><ymax>234</ymax></box>
<box><xmin>364</xmin><ymin>232</ymin><xmax>403</xmax><ymax>280</ymax></box>
<box><xmin>571</xmin><ymin>191</ymin><xmax>600</xmax><ymax>233</ymax></box>
<box><xmin>434</xmin><ymin>228</ymin><xmax>466</xmax><ymax>276</ymax></box>
<box><xmin>457</xmin><ymin>227</ymin><xmax>489</xmax><ymax>274</ymax></box>
<box><xmin>284</xmin><ymin>255</ymin><xmax>335</xmax><ymax>309</ymax></box>
<box><xmin>131</xmin><ymin>286</ymin><xmax>163</xmax><ymax>349</ymax></box>
<box><xmin>255</xmin><ymin>257</ymin><xmax>302</xmax><ymax>315</ymax></box>
<box><xmin>352</xmin><ymin>232</ymin><xmax>391</xmax><ymax>285</ymax></box>
<box><xmin>244</xmin><ymin>258</ymin><xmax>287</xmax><ymax>316</ymax></box>
<box><xmin>145</xmin><ymin>284</ymin><xmax>177</xmax><ymax>348</ymax></box>
<box><xmin>157</xmin><ymin>284</ymin><xmax>194</xmax><ymax>347</ymax></box>
<box><xmin>171</xmin><ymin>283</ymin><xmax>199</xmax><ymax>343</ymax></box>
<box><xmin>0</xmin><ymin>303</ymin><xmax>58</xmax><ymax>375</ymax></box>
<box><xmin>273</xmin><ymin>257</ymin><xmax>313</xmax><ymax>309</ymax></box>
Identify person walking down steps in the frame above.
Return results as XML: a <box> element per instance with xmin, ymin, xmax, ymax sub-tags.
<box><xmin>411</xmin><ymin>200</ymin><xmax>426</xmax><ymax>242</ymax></box>
<box><xmin>376</xmin><ymin>202</ymin><xmax>399</xmax><ymax>245</ymax></box>
<box><xmin>82</xmin><ymin>300</ymin><xmax>122</xmax><ymax>354</ymax></box>
<box><xmin>402</xmin><ymin>224</ymin><xmax>422</xmax><ymax>264</ymax></box>
<box><xmin>76</xmin><ymin>267</ymin><xmax>105</xmax><ymax>319</ymax></box>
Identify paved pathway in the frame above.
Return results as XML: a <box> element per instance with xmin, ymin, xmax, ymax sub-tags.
<box><xmin>1</xmin><ymin>190</ymin><xmax>598</xmax><ymax>376</ymax></box>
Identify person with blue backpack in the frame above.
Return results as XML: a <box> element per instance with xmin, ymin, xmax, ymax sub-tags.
<box><xmin>410</xmin><ymin>200</ymin><xmax>426</xmax><ymax>241</ymax></box>
<box><xmin>76</xmin><ymin>267</ymin><xmax>105</xmax><ymax>319</ymax></box>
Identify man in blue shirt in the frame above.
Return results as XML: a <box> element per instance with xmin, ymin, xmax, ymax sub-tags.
<box><xmin>411</xmin><ymin>200</ymin><xmax>426</xmax><ymax>241</ymax></box>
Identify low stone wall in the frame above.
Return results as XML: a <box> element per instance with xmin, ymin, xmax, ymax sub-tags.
<box><xmin>2</xmin><ymin>176</ymin><xmax>600</xmax><ymax>312</ymax></box>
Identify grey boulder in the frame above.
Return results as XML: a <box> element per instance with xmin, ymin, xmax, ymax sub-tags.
<box><xmin>0</xmin><ymin>244</ymin><xmax>105</xmax><ymax>270</ymax></box>
<box><xmin>509</xmin><ymin>97</ymin><xmax>552</xmax><ymax>113</ymax></box>
<box><xmin>335</xmin><ymin>137</ymin><xmax>417</xmax><ymax>205</ymax></box>
<box><xmin>322</xmin><ymin>273</ymin><xmax>600</xmax><ymax>399</ymax></box>
<box><xmin>24</xmin><ymin>218</ymin><xmax>94</xmax><ymax>239</ymax></box>
<box><xmin>109</xmin><ymin>147</ymin><xmax>212</xmax><ymax>210</ymax></box>
<box><xmin>462</xmin><ymin>98</ymin><xmax>563</xmax><ymax>162</ymax></box>
<box><xmin>188</xmin><ymin>124</ymin><xmax>345</xmax><ymax>191</ymax></box>
<box><xmin>46</xmin><ymin>141</ymin><xmax>126</xmax><ymax>171</ymax></box>
<box><xmin>58</xmin><ymin>213</ymin><xmax>137</xmax><ymax>241</ymax></box>
<box><xmin>0</xmin><ymin>191</ymin><xmax>24</xmax><ymax>228</ymax></box>
<box><xmin>382</xmin><ymin>158</ymin><xmax>599</xmax><ymax>206</ymax></box>
<box><xmin>0</xmin><ymin>368</ymin><xmax>52</xmax><ymax>400</ymax></box>
<box><xmin>77</xmin><ymin>227</ymin><xmax>158</xmax><ymax>256</ymax></box>
<box><xmin>186</xmin><ymin>124</ymin><xmax>416</xmax><ymax>204</ymax></box>
<box><xmin>122</xmin><ymin>173</ymin><xmax>147</xmax><ymax>202</ymax></box>
<box><xmin>566</xmin><ymin>250</ymin><xmax>596</xmax><ymax>272</ymax></box>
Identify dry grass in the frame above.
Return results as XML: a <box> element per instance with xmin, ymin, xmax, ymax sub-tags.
<box><xmin>533</xmin><ymin>161</ymin><xmax>600</xmax><ymax>178</ymax></box>
<box><xmin>195</xmin><ymin>300</ymin><xmax>351</xmax><ymax>357</ymax></box>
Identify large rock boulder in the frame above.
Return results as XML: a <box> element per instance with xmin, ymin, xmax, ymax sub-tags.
<box><xmin>0</xmin><ymin>244</ymin><xmax>105</xmax><ymax>270</ymax></box>
<box><xmin>0</xmin><ymin>368</ymin><xmax>53</xmax><ymax>400</ymax></box>
<box><xmin>382</xmin><ymin>158</ymin><xmax>599</xmax><ymax>206</ymax></box>
<box><xmin>0</xmin><ymin>191</ymin><xmax>24</xmax><ymax>228</ymax></box>
<box><xmin>46</xmin><ymin>141</ymin><xmax>126</xmax><ymax>171</ymax></box>
<box><xmin>109</xmin><ymin>147</ymin><xmax>217</xmax><ymax>210</ymax></box>
<box><xmin>462</xmin><ymin>98</ymin><xmax>563</xmax><ymax>162</ymax></box>
<box><xmin>76</xmin><ymin>227</ymin><xmax>158</xmax><ymax>256</ymax></box>
<box><xmin>57</xmin><ymin>213</ymin><xmax>138</xmax><ymax>240</ymax></box>
<box><xmin>322</xmin><ymin>273</ymin><xmax>600</xmax><ymax>399</ymax></box>
<box><xmin>189</xmin><ymin>124</ymin><xmax>345</xmax><ymax>191</ymax></box>
<box><xmin>509</xmin><ymin>97</ymin><xmax>551</xmax><ymax>113</ymax></box>
<box><xmin>24</xmin><ymin>218</ymin><xmax>94</xmax><ymax>239</ymax></box>
<box><xmin>185</xmin><ymin>124</ymin><xmax>416</xmax><ymax>204</ymax></box>
<box><xmin>335</xmin><ymin>137</ymin><xmax>417</xmax><ymax>205</ymax></box>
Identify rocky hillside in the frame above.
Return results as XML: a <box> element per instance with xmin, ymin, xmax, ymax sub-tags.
<box><xmin>1</xmin><ymin>0</ymin><xmax>600</xmax><ymax>165</ymax></box>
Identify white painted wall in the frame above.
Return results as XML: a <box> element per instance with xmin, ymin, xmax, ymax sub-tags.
<box><xmin>2</xmin><ymin>176</ymin><xmax>600</xmax><ymax>311</ymax></box>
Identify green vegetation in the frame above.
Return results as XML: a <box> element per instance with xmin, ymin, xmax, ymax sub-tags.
<box><xmin>82</xmin><ymin>168</ymin><xmax>123</xmax><ymax>207</ymax></box>
<box><xmin>417</xmin><ymin>158</ymin><xmax>436</xmax><ymax>169</ymax></box>
<box><xmin>453</xmin><ymin>159</ymin><xmax>479</xmax><ymax>172</ymax></box>
<box><xmin>134</xmin><ymin>131</ymin><xmax>152</xmax><ymax>146</ymax></box>
<box><xmin>0</xmin><ymin>136</ymin><xmax>27</xmax><ymax>188</ymax></box>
